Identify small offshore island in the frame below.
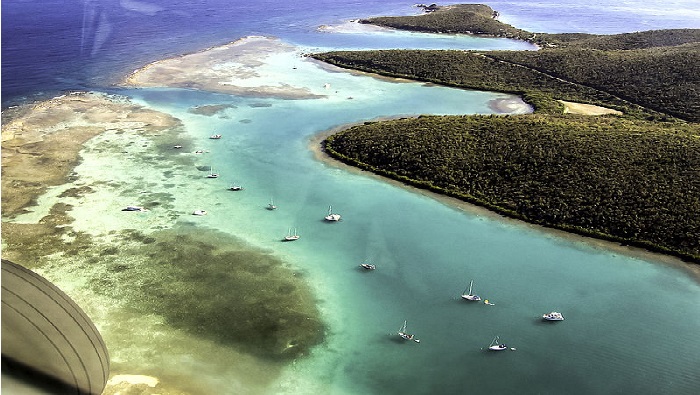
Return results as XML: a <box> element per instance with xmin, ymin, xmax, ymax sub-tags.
<box><xmin>314</xmin><ymin>3</ymin><xmax>700</xmax><ymax>264</ymax></box>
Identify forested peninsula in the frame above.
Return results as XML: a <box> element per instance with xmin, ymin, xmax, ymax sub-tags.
<box><xmin>312</xmin><ymin>4</ymin><xmax>700</xmax><ymax>263</ymax></box>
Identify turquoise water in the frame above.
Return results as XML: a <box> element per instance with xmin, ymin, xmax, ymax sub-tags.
<box><xmin>5</xmin><ymin>0</ymin><xmax>700</xmax><ymax>393</ymax></box>
<box><xmin>104</xmin><ymin>38</ymin><xmax>700</xmax><ymax>393</ymax></box>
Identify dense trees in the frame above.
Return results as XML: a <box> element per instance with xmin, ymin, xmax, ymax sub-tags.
<box><xmin>312</xmin><ymin>49</ymin><xmax>641</xmax><ymax>116</ymax></box>
<box><xmin>312</xmin><ymin>40</ymin><xmax>699</xmax><ymax>122</ymax></box>
<box><xmin>325</xmin><ymin>116</ymin><xmax>700</xmax><ymax>262</ymax></box>
<box><xmin>360</xmin><ymin>4</ymin><xmax>532</xmax><ymax>41</ymax></box>
<box><xmin>487</xmin><ymin>43</ymin><xmax>700</xmax><ymax>121</ymax></box>
<box><xmin>344</xmin><ymin>6</ymin><xmax>700</xmax><ymax>122</ymax></box>
<box><xmin>538</xmin><ymin>29</ymin><xmax>700</xmax><ymax>50</ymax></box>
<box><xmin>314</xmin><ymin>5</ymin><xmax>700</xmax><ymax>262</ymax></box>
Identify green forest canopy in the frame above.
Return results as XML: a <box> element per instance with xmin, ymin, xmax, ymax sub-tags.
<box><xmin>324</xmin><ymin>115</ymin><xmax>700</xmax><ymax>262</ymax></box>
<box><xmin>314</xmin><ymin>4</ymin><xmax>700</xmax><ymax>262</ymax></box>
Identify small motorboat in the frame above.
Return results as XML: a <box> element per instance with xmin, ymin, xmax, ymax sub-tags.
<box><xmin>542</xmin><ymin>312</ymin><xmax>564</xmax><ymax>321</ymax></box>
<box><xmin>228</xmin><ymin>184</ymin><xmax>243</xmax><ymax>191</ymax></box>
<box><xmin>488</xmin><ymin>336</ymin><xmax>508</xmax><ymax>351</ymax></box>
<box><xmin>192</xmin><ymin>210</ymin><xmax>207</xmax><ymax>216</ymax></box>
<box><xmin>360</xmin><ymin>262</ymin><xmax>376</xmax><ymax>270</ymax></box>
<box><xmin>209</xmin><ymin>134</ymin><xmax>222</xmax><ymax>139</ymax></box>
<box><xmin>122</xmin><ymin>205</ymin><xmax>146</xmax><ymax>212</ymax></box>
<box><xmin>173</xmin><ymin>145</ymin><xmax>183</xmax><ymax>149</ymax></box>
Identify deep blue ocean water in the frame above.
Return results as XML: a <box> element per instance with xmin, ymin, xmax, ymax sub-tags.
<box><xmin>3</xmin><ymin>0</ymin><xmax>700</xmax><ymax>106</ymax></box>
<box><xmin>3</xmin><ymin>1</ymin><xmax>700</xmax><ymax>395</ymax></box>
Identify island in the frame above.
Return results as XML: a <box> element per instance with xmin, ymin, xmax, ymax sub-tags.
<box><xmin>313</xmin><ymin>4</ymin><xmax>700</xmax><ymax>263</ymax></box>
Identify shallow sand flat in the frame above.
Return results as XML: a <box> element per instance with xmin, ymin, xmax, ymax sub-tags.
<box><xmin>1</xmin><ymin>92</ymin><xmax>182</xmax><ymax>218</ymax></box>
<box><xmin>559</xmin><ymin>99</ymin><xmax>623</xmax><ymax>115</ymax></box>
<box><xmin>489</xmin><ymin>96</ymin><xmax>533</xmax><ymax>113</ymax></box>
<box><xmin>2</xmin><ymin>91</ymin><xmax>323</xmax><ymax>395</ymax></box>
<box><xmin>124</xmin><ymin>36</ymin><xmax>326</xmax><ymax>99</ymax></box>
<box><xmin>317</xmin><ymin>19</ymin><xmax>394</xmax><ymax>34</ymax></box>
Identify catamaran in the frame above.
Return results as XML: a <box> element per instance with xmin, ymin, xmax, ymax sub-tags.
<box><xmin>542</xmin><ymin>311</ymin><xmax>564</xmax><ymax>321</ymax></box>
<box><xmin>488</xmin><ymin>336</ymin><xmax>508</xmax><ymax>351</ymax></box>
<box><xmin>397</xmin><ymin>320</ymin><xmax>420</xmax><ymax>343</ymax></box>
<box><xmin>461</xmin><ymin>280</ymin><xmax>481</xmax><ymax>301</ymax></box>
<box><xmin>283</xmin><ymin>228</ymin><xmax>300</xmax><ymax>241</ymax></box>
<box><xmin>324</xmin><ymin>205</ymin><xmax>341</xmax><ymax>221</ymax></box>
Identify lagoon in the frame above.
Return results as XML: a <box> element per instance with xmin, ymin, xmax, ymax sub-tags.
<box><xmin>3</xmin><ymin>1</ymin><xmax>700</xmax><ymax>394</ymax></box>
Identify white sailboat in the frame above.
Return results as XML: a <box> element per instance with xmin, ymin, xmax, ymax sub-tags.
<box><xmin>206</xmin><ymin>167</ymin><xmax>219</xmax><ymax>178</ymax></box>
<box><xmin>397</xmin><ymin>320</ymin><xmax>420</xmax><ymax>343</ymax></box>
<box><xmin>283</xmin><ymin>228</ymin><xmax>299</xmax><ymax>241</ymax></box>
<box><xmin>267</xmin><ymin>198</ymin><xmax>277</xmax><ymax>210</ymax></box>
<box><xmin>488</xmin><ymin>336</ymin><xmax>508</xmax><ymax>351</ymax></box>
<box><xmin>461</xmin><ymin>280</ymin><xmax>481</xmax><ymax>301</ymax></box>
<box><xmin>324</xmin><ymin>205</ymin><xmax>341</xmax><ymax>221</ymax></box>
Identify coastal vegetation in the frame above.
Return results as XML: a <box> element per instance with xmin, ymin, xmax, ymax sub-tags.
<box><xmin>315</xmin><ymin>4</ymin><xmax>700</xmax><ymax>262</ymax></box>
<box><xmin>324</xmin><ymin>115</ymin><xmax>700</xmax><ymax>262</ymax></box>
<box><xmin>486</xmin><ymin>42</ymin><xmax>700</xmax><ymax>121</ymax></box>
<box><xmin>312</xmin><ymin>34</ymin><xmax>700</xmax><ymax>121</ymax></box>
<box><xmin>360</xmin><ymin>4</ymin><xmax>532</xmax><ymax>41</ymax></box>
<box><xmin>362</xmin><ymin>4</ymin><xmax>700</xmax><ymax>50</ymax></box>
<box><xmin>313</xmin><ymin>49</ymin><xmax>641</xmax><ymax>116</ymax></box>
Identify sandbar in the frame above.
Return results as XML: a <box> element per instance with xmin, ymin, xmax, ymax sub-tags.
<box><xmin>490</xmin><ymin>97</ymin><xmax>533</xmax><ymax>114</ymax></box>
<box><xmin>124</xmin><ymin>36</ymin><xmax>324</xmax><ymax>99</ymax></box>
<box><xmin>559</xmin><ymin>100</ymin><xmax>623</xmax><ymax>115</ymax></box>
<box><xmin>1</xmin><ymin>92</ymin><xmax>182</xmax><ymax>219</ymax></box>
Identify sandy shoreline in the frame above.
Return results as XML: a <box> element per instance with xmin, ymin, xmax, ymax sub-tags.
<box><xmin>559</xmin><ymin>100</ymin><xmax>622</xmax><ymax>115</ymax></box>
<box><xmin>307</xmin><ymin>125</ymin><xmax>700</xmax><ymax>282</ymax></box>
